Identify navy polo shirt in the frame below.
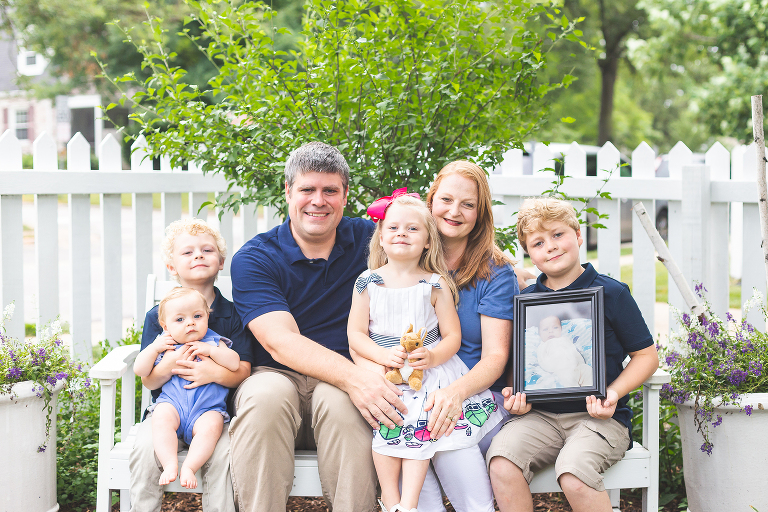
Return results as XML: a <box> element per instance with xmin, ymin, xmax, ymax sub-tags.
<box><xmin>230</xmin><ymin>216</ymin><xmax>375</xmax><ymax>372</ymax></box>
<box><xmin>523</xmin><ymin>262</ymin><xmax>653</xmax><ymax>441</ymax></box>
<box><xmin>140</xmin><ymin>286</ymin><xmax>254</xmax><ymax>402</ymax></box>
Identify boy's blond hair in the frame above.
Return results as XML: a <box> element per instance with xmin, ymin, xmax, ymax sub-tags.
<box><xmin>517</xmin><ymin>197</ymin><xmax>581</xmax><ymax>252</ymax></box>
<box><xmin>368</xmin><ymin>195</ymin><xmax>459</xmax><ymax>304</ymax></box>
<box><xmin>157</xmin><ymin>287</ymin><xmax>211</xmax><ymax>328</ymax></box>
<box><xmin>161</xmin><ymin>219</ymin><xmax>227</xmax><ymax>280</ymax></box>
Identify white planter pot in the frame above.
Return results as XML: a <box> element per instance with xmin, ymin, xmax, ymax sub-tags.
<box><xmin>677</xmin><ymin>393</ymin><xmax>768</xmax><ymax>512</ymax></box>
<box><xmin>0</xmin><ymin>380</ymin><xmax>63</xmax><ymax>512</ymax></box>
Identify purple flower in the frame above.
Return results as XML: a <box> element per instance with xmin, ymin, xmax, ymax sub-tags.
<box><xmin>712</xmin><ymin>415</ymin><xmax>723</xmax><ymax>428</ymax></box>
<box><xmin>707</xmin><ymin>321</ymin><xmax>720</xmax><ymax>338</ymax></box>
<box><xmin>745</xmin><ymin>405</ymin><xmax>753</xmax><ymax>416</ymax></box>
<box><xmin>665</xmin><ymin>352</ymin><xmax>681</xmax><ymax>366</ymax></box>
<box><xmin>84</xmin><ymin>378</ymin><xmax>92</xmax><ymax>388</ymax></box>
<box><xmin>46</xmin><ymin>376</ymin><xmax>57</xmax><ymax>386</ymax></box>
<box><xmin>682</xmin><ymin>313</ymin><xmax>691</xmax><ymax>326</ymax></box>
<box><xmin>8</xmin><ymin>349</ymin><xmax>16</xmax><ymax>361</ymax></box>
<box><xmin>695</xmin><ymin>282</ymin><xmax>708</xmax><ymax>298</ymax></box>
<box><xmin>55</xmin><ymin>372</ymin><xmax>68</xmax><ymax>381</ymax></box>
<box><xmin>749</xmin><ymin>361</ymin><xmax>763</xmax><ymax>378</ymax></box>
<box><xmin>700</xmin><ymin>441</ymin><xmax>713</xmax><ymax>455</ymax></box>
<box><xmin>6</xmin><ymin>367</ymin><xmax>22</xmax><ymax>380</ymax></box>
<box><xmin>726</xmin><ymin>311</ymin><xmax>735</xmax><ymax>322</ymax></box>
<box><xmin>728</xmin><ymin>369</ymin><xmax>748</xmax><ymax>387</ymax></box>
<box><xmin>37</xmin><ymin>446</ymin><xmax>46</xmax><ymax>453</ymax></box>
<box><xmin>54</xmin><ymin>339</ymin><xmax>62</xmax><ymax>346</ymax></box>
<box><xmin>689</xmin><ymin>367</ymin><xmax>697</xmax><ymax>374</ymax></box>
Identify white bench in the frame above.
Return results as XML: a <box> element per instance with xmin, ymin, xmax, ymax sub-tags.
<box><xmin>90</xmin><ymin>275</ymin><xmax>670</xmax><ymax>512</ymax></box>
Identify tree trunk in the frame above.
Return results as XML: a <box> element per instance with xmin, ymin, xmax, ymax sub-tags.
<box><xmin>597</xmin><ymin>55</ymin><xmax>619</xmax><ymax>145</ymax></box>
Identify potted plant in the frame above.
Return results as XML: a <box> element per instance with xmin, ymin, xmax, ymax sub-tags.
<box><xmin>660</xmin><ymin>286</ymin><xmax>768</xmax><ymax>512</ymax></box>
<box><xmin>0</xmin><ymin>304</ymin><xmax>92</xmax><ymax>512</ymax></box>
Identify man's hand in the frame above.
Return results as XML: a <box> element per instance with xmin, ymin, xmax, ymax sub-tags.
<box><xmin>346</xmin><ymin>369</ymin><xmax>407</xmax><ymax>430</ymax></box>
<box><xmin>586</xmin><ymin>388</ymin><xmax>618</xmax><ymax>419</ymax></box>
<box><xmin>501</xmin><ymin>387</ymin><xmax>532</xmax><ymax>415</ymax></box>
<box><xmin>173</xmin><ymin>355</ymin><xmax>219</xmax><ymax>389</ymax></box>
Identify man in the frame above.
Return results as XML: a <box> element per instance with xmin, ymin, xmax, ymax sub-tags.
<box><xmin>230</xmin><ymin>141</ymin><xmax>407</xmax><ymax>512</ymax></box>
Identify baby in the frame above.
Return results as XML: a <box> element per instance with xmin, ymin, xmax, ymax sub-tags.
<box><xmin>134</xmin><ymin>287</ymin><xmax>240</xmax><ymax>488</ymax></box>
<box><xmin>537</xmin><ymin>315</ymin><xmax>592</xmax><ymax>387</ymax></box>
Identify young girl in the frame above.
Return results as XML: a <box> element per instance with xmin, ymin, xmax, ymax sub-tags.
<box><xmin>133</xmin><ymin>287</ymin><xmax>241</xmax><ymax>489</ymax></box>
<box><xmin>348</xmin><ymin>192</ymin><xmax>504</xmax><ymax>512</ymax></box>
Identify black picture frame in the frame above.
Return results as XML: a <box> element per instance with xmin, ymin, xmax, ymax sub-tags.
<box><xmin>512</xmin><ymin>287</ymin><xmax>605</xmax><ymax>402</ymax></box>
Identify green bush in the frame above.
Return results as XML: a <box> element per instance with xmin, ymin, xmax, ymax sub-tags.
<box><xmin>56</xmin><ymin>326</ymin><xmax>143</xmax><ymax>508</ymax></box>
<box><xmin>102</xmin><ymin>0</ymin><xmax>583</xmax><ymax>225</ymax></box>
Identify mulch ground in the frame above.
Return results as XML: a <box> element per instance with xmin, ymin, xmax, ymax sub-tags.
<box><xmin>59</xmin><ymin>489</ymin><xmax>685</xmax><ymax>511</ymax></box>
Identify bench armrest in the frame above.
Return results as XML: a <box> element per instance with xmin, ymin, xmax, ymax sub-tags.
<box><xmin>90</xmin><ymin>344</ymin><xmax>141</xmax><ymax>382</ymax></box>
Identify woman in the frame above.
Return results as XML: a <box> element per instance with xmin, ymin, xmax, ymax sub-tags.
<box><xmin>417</xmin><ymin>160</ymin><xmax>528</xmax><ymax>512</ymax></box>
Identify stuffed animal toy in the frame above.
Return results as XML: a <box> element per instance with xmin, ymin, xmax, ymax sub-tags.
<box><xmin>385</xmin><ymin>324</ymin><xmax>426</xmax><ymax>391</ymax></box>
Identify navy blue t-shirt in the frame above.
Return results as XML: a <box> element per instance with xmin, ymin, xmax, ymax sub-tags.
<box><xmin>523</xmin><ymin>263</ymin><xmax>653</xmax><ymax>442</ymax></box>
<box><xmin>230</xmin><ymin>216</ymin><xmax>375</xmax><ymax>372</ymax></box>
<box><xmin>140</xmin><ymin>286</ymin><xmax>254</xmax><ymax>402</ymax></box>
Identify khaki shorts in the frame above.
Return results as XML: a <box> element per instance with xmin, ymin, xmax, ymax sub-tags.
<box><xmin>485</xmin><ymin>410</ymin><xmax>630</xmax><ymax>492</ymax></box>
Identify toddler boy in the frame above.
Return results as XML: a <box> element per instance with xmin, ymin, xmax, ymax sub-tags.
<box><xmin>129</xmin><ymin>219</ymin><xmax>252</xmax><ymax>512</ymax></box>
<box><xmin>487</xmin><ymin>197</ymin><xmax>658</xmax><ymax>512</ymax></box>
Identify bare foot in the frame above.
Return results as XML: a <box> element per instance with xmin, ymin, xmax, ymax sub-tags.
<box><xmin>158</xmin><ymin>466</ymin><xmax>178</xmax><ymax>486</ymax></box>
<box><xmin>180</xmin><ymin>466</ymin><xmax>197</xmax><ymax>489</ymax></box>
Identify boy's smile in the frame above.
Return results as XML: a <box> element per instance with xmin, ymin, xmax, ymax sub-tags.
<box><xmin>167</xmin><ymin>232</ymin><xmax>224</xmax><ymax>286</ymax></box>
<box><xmin>525</xmin><ymin>220</ymin><xmax>584</xmax><ymax>290</ymax></box>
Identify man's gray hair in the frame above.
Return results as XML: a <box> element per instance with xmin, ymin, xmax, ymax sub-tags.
<box><xmin>284</xmin><ymin>141</ymin><xmax>350</xmax><ymax>190</ymax></box>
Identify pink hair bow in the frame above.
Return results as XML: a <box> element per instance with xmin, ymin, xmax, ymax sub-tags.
<box><xmin>367</xmin><ymin>187</ymin><xmax>421</xmax><ymax>221</ymax></box>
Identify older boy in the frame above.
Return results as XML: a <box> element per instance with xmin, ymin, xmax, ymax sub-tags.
<box><xmin>129</xmin><ymin>219</ymin><xmax>252</xmax><ymax>512</ymax></box>
<box><xmin>487</xmin><ymin>197</ymin><xmax>658</xmax><ymax>512</ymax></box>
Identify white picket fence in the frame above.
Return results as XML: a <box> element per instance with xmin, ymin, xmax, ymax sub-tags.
<box><xmin>0</xmin><ymin>130</ymin><xmax>281</xmax><ymax>361</ymax></box>
<box><xmin>1</xmin><ymin>130</ymin><xmax>767</xmax><ymax>361</ymax></box>
<box><xmin>489</xmin><ymin>140</ymin><xmax>768</xmax><ymax>335</ymax></box>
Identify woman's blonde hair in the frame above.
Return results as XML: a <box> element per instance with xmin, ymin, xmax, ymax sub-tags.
<box><xmin>157</xmin><ymin>287</ymin><xmax>210</xmax><ymax>328</ymax></box>
<box><xmin>368</xmin><ymin>195</ymin><xmax>459</xmax><ymax>304</ymax></box>
<box><xmin>426</xmin><ymin>160</ymin><xmax>513</xmax><ymax>290</ymax></box>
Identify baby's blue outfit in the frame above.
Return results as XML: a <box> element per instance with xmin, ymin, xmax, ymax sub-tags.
<box><xmin>153</xmin><ymin>329</ymin><xmax>231</xmax><ymax>444</ymax></box>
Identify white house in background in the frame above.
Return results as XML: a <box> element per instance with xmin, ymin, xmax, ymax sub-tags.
<box><xmin>0</xmin><ymin>34</ymin><xmax>126</xmax><ymax>158</ymax></box>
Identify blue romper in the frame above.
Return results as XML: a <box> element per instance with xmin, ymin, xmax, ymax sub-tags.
<box><xmin>153</xmin><ymin>329</ymin><xmax>231</xmax><ymax>444</ymax></box>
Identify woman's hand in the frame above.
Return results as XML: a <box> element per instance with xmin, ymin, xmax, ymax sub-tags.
<box><xmin>383</xmin><ymin>345</ymin><xmax>407</xmax><ymax>369</ymax></box>
<box><xmin>501</xmin><ymin>387</ymin><xmax>532</xmax><ymax>415</ymax></box>
<box><xmin>408</xmin><ymin>347</ymin><xmax>433</xmax><ymax>370</ymax></box>
<box><xmin>423</xmin><ymin>385</ymin><xmax>464</xmax><ymax>440</ymax></box>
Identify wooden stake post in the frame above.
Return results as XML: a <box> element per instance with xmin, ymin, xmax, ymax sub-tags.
<box><xmin>633</xmin><ymin>202</ymin><xmax>705</xmax><ymax>317</ymax></box>
<box><xmin>752</xmin><ymin>95</ymin><xmax>768</xmax><ymax>293</ymax></box>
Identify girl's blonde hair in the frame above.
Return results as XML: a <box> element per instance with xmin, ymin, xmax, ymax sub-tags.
<box><xmin>157</xmin><ymin>287</ymin><xmax>210</xmax><ymax>328</ymax></box>
<box><xmin>368</xmin><ymin>195</ymin><xmax>459</xmax><ymax>304</ymax></box>
<box><xmin>426</xmin><ymin>160</ymin><xmax>513</xmax><ymax>290</ymax></box>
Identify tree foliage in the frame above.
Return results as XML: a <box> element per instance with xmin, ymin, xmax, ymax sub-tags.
<box><xmin>101</xmin><ymin>0</ymin><xmax>582</xmax><ymax>218</ymax></box>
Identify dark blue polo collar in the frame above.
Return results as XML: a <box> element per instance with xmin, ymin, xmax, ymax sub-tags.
<box><xmin>210</xmin><ymin>286</ymin><xmax>231</xmax><ymax>319</ymax></box>
<box><xmin>532</xmin><ymin>262</ymin><xmax>597</xmax><ymax>292</ymax></box>
<box><xmin>276</xmin><ymin>217</ymin><xmax>356</xmax><ymax>265</ymax></box>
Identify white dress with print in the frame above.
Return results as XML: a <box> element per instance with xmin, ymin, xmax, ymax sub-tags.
<box><xmin>356</xmin><ymin>269</ymin><xmax>504</xmax><ymax>460</ymax></box>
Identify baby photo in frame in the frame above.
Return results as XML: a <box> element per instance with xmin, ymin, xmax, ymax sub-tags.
<box><xmin>512</xmin><ymin>287</ymin><xmax>606</xmax><ymax>402</ymax></box>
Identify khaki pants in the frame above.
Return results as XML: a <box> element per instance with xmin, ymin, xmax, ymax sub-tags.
<box><xmin>129</xmin><ymin>414</ymin><xmax>235</xmax><ymax>512</ymax></box>
<box><xmin>230</xmin><ymin>366</ymin><xmax>377</xmax><ymax>512</ymax></box>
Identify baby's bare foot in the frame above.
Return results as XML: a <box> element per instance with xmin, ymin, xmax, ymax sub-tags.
<box><xmin>158</xmin><ymin>467</ymin><xmax>178</xmax><ymax>486</ymax></box>
<box><xmin>180</xmin><ymin>466</ymin><xmax>197</xmax><ymax>489</ymax></box>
